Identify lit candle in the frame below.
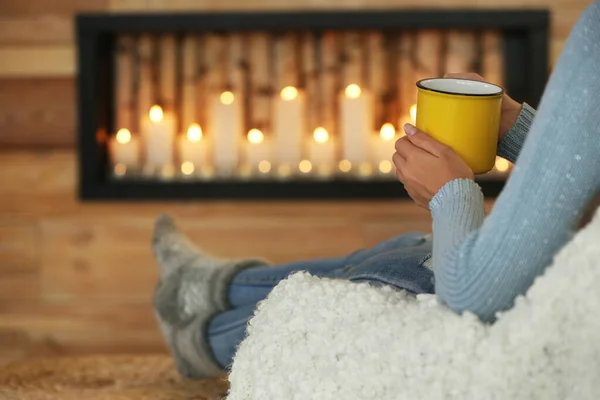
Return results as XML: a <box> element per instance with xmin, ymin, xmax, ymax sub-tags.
<box><xmin>410</xmin><ymin>104</ymin><xmax>417</xmax><ymax>124</ymax></box>
<box><xmin>495</xmin><ymin>157</ymin><xmax>511</xmax><ymax>173</ymax></box>
<box><xmin>397</xmin><ymin>104</ymin><xmax>417</xmax><ymax>136</ymax></box>
<box><xmin>211</xmin><ymin>91</ymin><xmax>242</xmax><ymax>174</ymax></box>
<box><xmin>141</xmin><ymin>105</ymin><xmax>176</xmax><ymax>169</ymax></box>
<box><xmin>273</xmin><ymin>86</ymin><xmax>305</xmax><ymax>168</ymax></box>
<box><xmin>109</xmin><ymin>128</ymin><xmax>140</xmax><ymax>169</ymax></box>
<box><xmin>308</xmin><ymin>127</ymin><xmax>335</xmax><ymax>176</ymax></box>
<box><xmin>340</xmin><ymin>84</ymin><xmax>373</xmax><ymax>168</ymax></box>
<box><xmin>371</xmin><ymin>123</ymin><xmax>396</xmax><ymax>176</ymax></box>
<box><xmin>245</xmin><ymin>129</ymin><xmax>272</xmax><ymax>175</ymax></box>
<box><xmin>179</xmin><ymin>123</ymin><xmax>207</xmax><ymax>174</ymax></box>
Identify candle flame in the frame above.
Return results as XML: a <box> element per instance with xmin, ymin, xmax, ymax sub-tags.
<box><xmin>239</xmin><ymin>164</ymin><xmax>252</xmax><ymax>177</ymax></box>
<box><xmin>359</xmin><ymin>162</ymin><xmax>372</xmax><ymax>176</ymax></box>
<box><xmin>280</xmin><ymin>86</ymin><xmax>298</xmax><ymax>101</ymax></box>
<box><xmin>313</xmin><ymin>127</ymin><xmax>329</xmax><ymax>143</ymax></box>
<box><xmin>278</xmin><ymin>164</ymin><xmax>292</xmax><ymax>177</ymax></box>
<box><xmin>220</xmin><ymin>91</ymin><xmax>235</xmax><ymax>105</ymax></box>
<box><xmin>247</xmin><ymin>129</ymin><xmax>264</xmax><ymax>144</ymax></box>
<box><xmin>409</xmin><ymin>104</ymin><xmax>417</xmax><ymax>123</ymax></box>
<box><xmin>114</xmin><ymin>163</ymin><xmax>127</xmax><ymax>176</ymax></box>
<box><xmin>495</xmin><ymin>157</ymin><xmax>510</xmax><ymax>172</ymax></box>
<box><xmin>149</xmin><ymin>105</ymin><xmax>164</xmax><ymax>122</ymax></box>
<box><xmin>187</xmin><ymin>123</ymin><xmax>203</xmax><ymax>142</ymax></box>
<box><xmin>379</xmin><ymin>123</ymin><xmax>396</xmax><ymax>141</ymax></box>
<box><xmin>339</xmin><ymin>159</ymin><xmax>352</xmax><ymax>173</ymax></box>
<box><xmin>181</xmin><ymin>161</ymin><xmax>195</xmax><ymax>175</ymax></box>
<box><xmin>345</xmin><ymin>84</ymin><xmax>362</xmax><ymax>99</ymax></box>
<box><xmin>378</xmin><ymin>160</ymin><xmax>393</xmax><ymax>174</ymax></box>
<box><xmin>299</xmin><ymin>160</ymin><xmax>312</xmax><ymax>174</ymax></box>
<box><xmin>258</xmin><ymin>160</ymin><xmax>271</xmax><ymax>173</ymax></box>
<box><xmin>116</xmin><ymin>128</ymin><xmax>131</xmax><ymax>144</ymax></box>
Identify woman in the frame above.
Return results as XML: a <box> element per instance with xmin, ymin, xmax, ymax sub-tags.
<box><xmin>152</xmin><ymin>1</ymin><xmax>600</xmax><ymax>379</ymax></box>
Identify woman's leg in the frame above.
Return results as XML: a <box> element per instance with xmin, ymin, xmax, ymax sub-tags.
<box><xmin>151</xmin><ymin>215</ymin><xmax>433</xmax><ymax>377</ymax></box>
<box><xmin>228</xmin><ymin>231</ymin><xmax>431</xmax><ymax>307</ymax></box>
<box><xmin>206</xmin><ymin>304</ymin><xmax>256</xmax><ymax>369</ymax></box>
<box><xmin>207</xmin><ymin>241</ymin><xmax>435</xmax><ymax>370</ymax></box>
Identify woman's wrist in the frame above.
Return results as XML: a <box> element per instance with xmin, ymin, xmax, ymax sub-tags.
<box><xmin>498</xmin><ymin>98</ymin><xmax>524</xmax><ymax>142</ymax></box>
<box><xmin>497</xmin><ymin>103</ymin><xmax>536</xmax><ymax>163</ymax></box>
<box><xmin>429</xmin><ymin>178</ymin><xmax>480</xmax><ymax>215</ymax></box>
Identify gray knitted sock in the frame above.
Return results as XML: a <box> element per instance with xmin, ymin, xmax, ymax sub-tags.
<box><xmin>151</xmin><ymin>214</ymin><xmax>268</xmax><ymax>379</ymax></box>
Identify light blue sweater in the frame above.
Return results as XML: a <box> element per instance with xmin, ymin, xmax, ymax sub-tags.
<box><xmin>430</xmin><ymin>0</ymin><xmax>600</xmax><ymax>322</ymax></box>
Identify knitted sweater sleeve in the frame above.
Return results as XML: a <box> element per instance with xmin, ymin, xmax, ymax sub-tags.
<box><xmin>428</xmin><ymin>1</ymin><xmax>600</xmax><ymax>322</ymax></box>
<box><xmin>496</xmin><ymin>103</ymin><xmax>536</xmax><ymax>163</ymax></box>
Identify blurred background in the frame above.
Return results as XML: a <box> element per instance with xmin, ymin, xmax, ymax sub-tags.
<box><xmin>0</xmin><ymin>0</ymin><xmax>592</xmax><ymax>367</ymax></box>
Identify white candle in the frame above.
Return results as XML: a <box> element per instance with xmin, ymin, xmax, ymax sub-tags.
<box><xmin>397</xmin><ymin>104</ymin><xmax>416</xmax><ymax>135</ymax></box>
<box><xmin>211</xmin><ymin>91</ymin><xmax>242</xmax><ymax>174</ymax></box>
<box><xmin>245</xmin><ymin>129</ymin><xmax>272</xmax><ymax>173</ymax></box>
<box><xmin>109</xmin><ymin>128</ymin><xmax>140</xmax><ymax>168</ymax></box>
<box><xmin>372</xmin><ymin>123</ymin><xmax>397</xmax><ymax>176</ymax></box>
<box><xmin>181</xmin><ymin>36</ymin><xmax>197</xmax><ymax>130</ymax></box>
<box><xmin>141</xmin><ymin>105</ymin><xmax>176</xmax><ymax>169</ymax></box>
<box><xmin>340</xmin><ymin>84</ymin><xmax>374</xmax><ymax>168</ymax></box>
<box><xmin>179</xmin><ymin>123</ymin><xmax>207</xmax><ymax>174</ymax></box>
<box><xmin>273</xmin><ymin>86</ymin><xmax>305</xmax><ymax>167</ymax></box>
<box><xmin>308</xmin><ymin>127</ymin><xmax>336</xmax><ymax>175</ymax></box>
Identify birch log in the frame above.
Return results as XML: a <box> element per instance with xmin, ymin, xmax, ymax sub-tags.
<box><xmin>398</xmin><ymin>32</ymin><xmax>416</xmax><ymax>128</ymax></box>
<box><xmin>137</xmin><ymin>35</ymin><xmax>154</xmax><ymax>131</ymax></box>
<box><xmin>320</xmin><ymin>31</ymin><xmax>338</xmax><ymax>137</ymax></box>
<box><xmin>445</xmin><ymin>30</ymin><xmax>477</xmax><ymax>75</ymax></box>
<box><xmin>482</xmin><ymin>30</ymin><xmax>505</xmax><ymax>87</ymax></box>
<box><xmin>181</xmin><ymin>35</ymin><xmax>197</xmax><ymax>133</ymax></box>
<box><xmin>367</xmin><ymin>32</ymin><xmax>386</xmax><ymax>131</ymax></box>
<box><xmin>114</xmin><ymin>35</ymin><xmax>135</xmax><ymax>132</ymax></box>
<box><xmin>159</xmin><ymin>34</ymin><xmax>176</xmax><ymax>114</ymax></box>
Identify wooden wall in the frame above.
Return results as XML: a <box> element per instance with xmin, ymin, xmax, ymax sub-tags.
<box><xmin>0</xmin><ymin>0</ymin><xmax>593</xmax><ymax>366</ymax></box>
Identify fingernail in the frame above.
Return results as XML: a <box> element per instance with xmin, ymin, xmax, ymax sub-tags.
<box><xmin>404</xmin><ymin>124</ymin><xmax>416</xmax><ymax>136</ymax></box>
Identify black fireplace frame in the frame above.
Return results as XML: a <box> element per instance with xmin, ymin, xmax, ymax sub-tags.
<box><xmin>76</xmin><ymin>9</ymin><xmax>549</xmax><ymax>201</ymax></box>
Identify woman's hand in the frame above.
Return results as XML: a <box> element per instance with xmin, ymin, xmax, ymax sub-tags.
<box><xmin>393</xmin><ymin>124</ymin><xmax>474</xmax><ymax>209</ymax></box>
<box><xmin>444</xmin><ymin>72</ymin><xmax>522</xmax><ymax>142</ymax></box>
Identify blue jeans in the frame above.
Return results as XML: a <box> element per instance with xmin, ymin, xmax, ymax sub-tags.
<box><xmin>207</xmin><ymin>232</ymin><xmax>435</xmax><ymax>368</ymax></box>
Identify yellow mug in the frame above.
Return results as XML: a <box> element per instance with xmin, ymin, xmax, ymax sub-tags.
<box><xmin>415</xmin><ymin>78</ymin><xmax>503</xmax><ymax>174</ymax></box>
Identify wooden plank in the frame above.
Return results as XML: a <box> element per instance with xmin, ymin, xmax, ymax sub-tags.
<box><xmin>39</xmin><ymin>213</ymin><xmax>366</xmax><ymax>299</ymax></box>
<box><xmin>0</xmin><ymin>46</ymin><xmax>74</xmax><ymax>77</ymax></box>
<box><xmin>0</xmin><ymin>78</ymin><xmax>75</xmax><ymax>148</ymax></box>
<box><xmin>0</xmin><ymin>301</ymin><xmax>165</xmax><ymax>365</ymax></box>
<box><xmin>0</xmin><ymin>221</ymin><xmax>40</xmax><ymax>300</ymax></box>
<box><xmin>125</xmin><ymin>0</ymin><xmax>584</xmax><ymax>11</ymax></box>
<box><xmin>551</xmin><ymin>40</ymin><xmax>565</xmax><ymax>66</ymax></box>
<box><xmin>0</xmin><ymin>16</ymin><xmax>72</xmax><ymax>45</ymax></box>
<box><xmin>0</xmin><ymin>220</ymin><xmax>38</xmax><ymax>266</ymax></box>
<box><xmin>108</xmin><ymin>0</ymin><xmax>149</xmax><ymax>11</ymax></box>
<box><xmin>0</xmin><ymin>0</ymin><xmax>107</xmax><ymax>15</ymax></box>
<box><xmin>0</xmin><ymin>263</ymin><xmax>39</xmax><ymax>300</ymax></box>
<box><xmin>0</xmin><ymin>328</ymin><xmax>30</xmax><ymax>366</ymax></box>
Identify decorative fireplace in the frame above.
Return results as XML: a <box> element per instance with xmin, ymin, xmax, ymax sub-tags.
<box><xmin>77</xmin><ymin>10</ymin><xmax>549</xmax><ymax>200</ymax></box>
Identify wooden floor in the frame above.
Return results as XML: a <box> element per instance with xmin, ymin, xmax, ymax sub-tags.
<box><xmin>0</xmin><ymin>150</ymin><xmax>495</xmax><ymax>366</ymax></box>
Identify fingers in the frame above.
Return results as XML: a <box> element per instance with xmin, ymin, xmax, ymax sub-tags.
<box><xmin>403</xmin><ymin>124</ymin><xmax>448</xmax><ymax>157</ymax></box>
<box><xmin>392</xmin><ymin>152</ymin><xmax>408</xmax><ymax>185</ymax></box>
<box><xmin>396</xmin><ymin>169</ymin><xmax>404</xmax><ymax>183</ymax></box>
<box><xmin>394</xmin><ymin>136</ymin><xmax>412</xmax><ymax>159</ymax></box>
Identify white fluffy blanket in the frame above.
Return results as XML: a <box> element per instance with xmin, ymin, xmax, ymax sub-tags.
<box><xmin>227</xmin><ymin>210</ymin><xmax>600</xmax><ymax>400</ymax></box>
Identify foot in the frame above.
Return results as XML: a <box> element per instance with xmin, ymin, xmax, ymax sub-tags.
<box><xmin>151</xmin><ymin>214</ymin><xmax>268</xmax><ymax>379</ymax></box>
